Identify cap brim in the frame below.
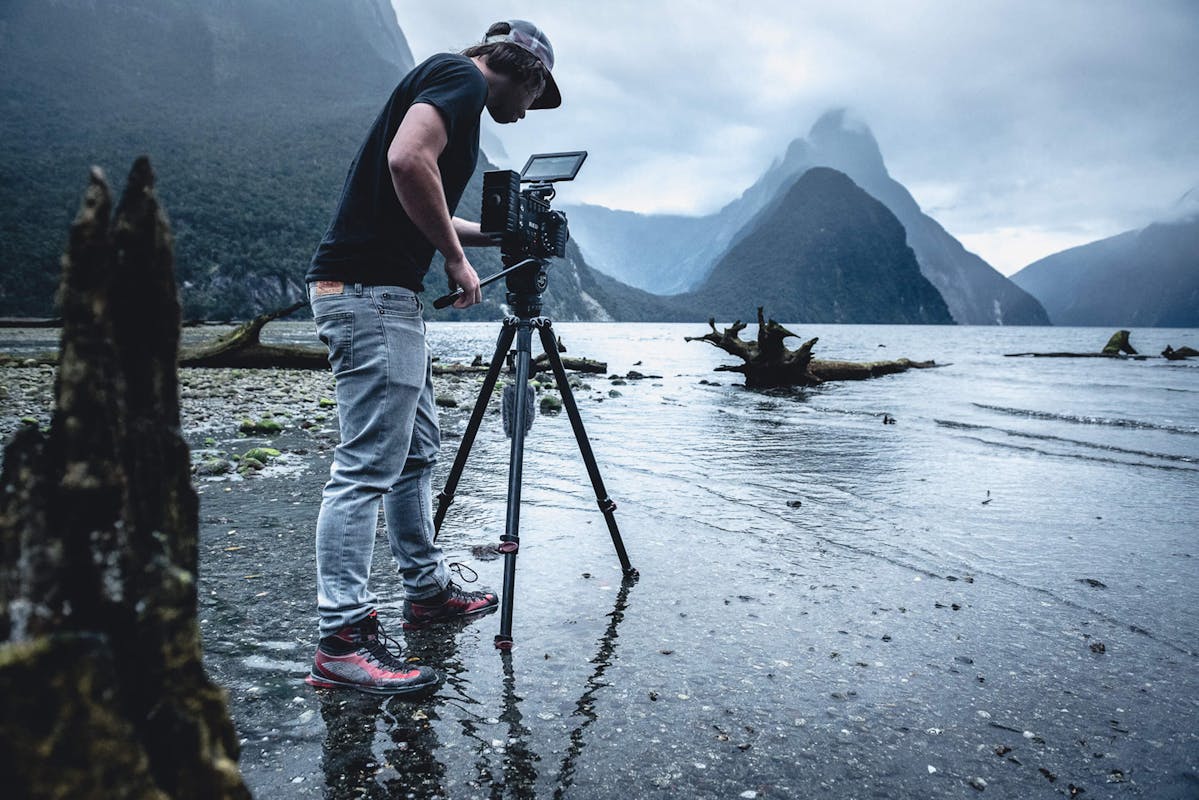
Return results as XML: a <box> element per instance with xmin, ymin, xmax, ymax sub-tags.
<box><xmin>529</xmin><ymin>73</ymin><xmax>561</xmax><ymax>110</ymax></box>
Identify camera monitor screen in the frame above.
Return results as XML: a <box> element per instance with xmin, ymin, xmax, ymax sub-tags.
<box><xmin>520</xmin><ymin>151</ymin><xmax>588</xmax><ymax>183</ymax></box>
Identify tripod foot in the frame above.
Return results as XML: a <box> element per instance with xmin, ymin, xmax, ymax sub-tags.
<box><xmin>623</xmin><ymin>567</ymin><xmax>640</xmax><ymax>578</ymax></box>
<box><xmin>494</xmin><ymin>635</ymin><xmax>514</xmax><ymax>651</ymax></box>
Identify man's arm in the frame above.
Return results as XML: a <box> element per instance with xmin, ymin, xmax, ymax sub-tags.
<box><xmin>452</xmin><ymin>217</ymin><xmax>498</xmax><ymax>248</ymax></box>
<box><xmin>387</xmin><ymin>103</ymin><xmax>481</xmax><ymax>308</ymax></box>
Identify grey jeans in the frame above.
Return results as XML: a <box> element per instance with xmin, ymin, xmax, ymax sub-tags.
<box><xmin>309</xmin><ymin>282</ymin><xmax>449</xmax><ymax>636</ymax></box>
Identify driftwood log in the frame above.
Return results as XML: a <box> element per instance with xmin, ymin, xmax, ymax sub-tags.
<box><xmin>1162</xmin><ymin>345</ymin><xmax>1198</xmax><ymax>361</ymax></box>
<box><xmin>177</xmin><ymin>309</ymin><xmax>609</xmax><ymax>373</ymax></box>
<box><xmin>178</xmin><ymin>299</ymin><xmax>320</xmax><ymax>368</ymax></box>
<box><xmin>0</xmin><ymin>317</ymin><xmax>62</xmax><ymax>328</ymax></box>
<box><xmin>686</xmin><ymin>307</ymin><xmax>936</xmax><ymax>388</ymax></box>
<box><xmin>1005</xmin><ymin>329</ymin><xmax>1152</xmax><ymax>359</ymax></box>
<box><xmin>2</xmin><ymin>302</ymin><xmax>613</xmax><ymax>374</ymax></box>
<box><xmin>0</xmin><ymin>161</ymin><xmax>248</xmax><ymax>797</ymax></box>
<box><xmin>175</xmin><ymin>308</ymin><xmax>610</xmax><ymax>373</ymax></box>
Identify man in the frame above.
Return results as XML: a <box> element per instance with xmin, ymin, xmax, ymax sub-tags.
<box><xmin>303</xmin><ymin>20</ymin><xmax>562</xmax><ymax>696</ymax></box>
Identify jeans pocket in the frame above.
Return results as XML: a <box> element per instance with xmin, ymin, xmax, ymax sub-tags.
<box><xmin>314</xmin><ymin>311</ymin><xmax>354</xmax><ymax>374</ymax></box>
<box><xmin>376</xmin><ymin>290</ymin><xmax>421</xmax><ymax>318</ymax></box>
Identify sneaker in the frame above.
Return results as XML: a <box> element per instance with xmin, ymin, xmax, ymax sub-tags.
<box><xmin>402</xmin><ymin>582</ymin><xmax>499</xmax><ymax>630</ymax></box>
<box><xmin>306</xmin><ymin>610</ymin><xmax>440</xmax><ymax>696</ymax></box>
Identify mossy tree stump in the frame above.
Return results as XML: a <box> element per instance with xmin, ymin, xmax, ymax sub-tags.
<box><xmin>0</xmin><ymin>160</ymin><xmax>248</xmax><ymax>798</ymax></box>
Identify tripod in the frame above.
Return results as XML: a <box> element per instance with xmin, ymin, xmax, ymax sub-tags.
<box><xmin>432</xmin><ymin>257</ymin><xmax>637</xmax><ymax>650</ymax></box>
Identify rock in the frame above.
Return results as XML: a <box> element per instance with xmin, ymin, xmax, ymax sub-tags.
<box><xmin>242</xmin><ymin>447</ymin><xmax>280</xmax><ymax>463</ymax></box>
<box><xmin>238</xmin><ymin>457</ymin><xmax>266</xmax><ymax>472</ymax></box>
<box><xmin>195</xmin><ymin>458</ymin><xmax>234</xmax><ymax>476</ymax></box>
<box><xmin>608</xmin><ymin>389</ymin><xmax>622</xmax><ymax>398</ymax></box>
<box><xmin>786</xmin><ymin>500</ymin><xmax>803</xmax><ymax>508</ymax></box>
<box><xmin>318</xmin><ymin>397</ymin><xmax>336</xmax><ymax>408</ymax></box>
<box><xmin>435</xmin><ymin>394</ymin><xmax>459</xmax><ymax>408</ymax></box>
<box><xmin>539</xmin><ymin>395</ymin><xmax>563</xmax><ymax>413</ymax></box>
<box><xmin>239</xmin><ymin>418</ymin><xmax>282</xmax><ymax>435</ymax></box>
<box><xmin>968</xmin><ymin>777</ymin><xmax>988</xmax><ymax>791</ymax></box>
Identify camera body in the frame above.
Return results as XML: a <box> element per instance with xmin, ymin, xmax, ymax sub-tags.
<box><xmin>480</xmin><ymin>151</ymin><xmax>587</xmax><ymax>260</ymax></box>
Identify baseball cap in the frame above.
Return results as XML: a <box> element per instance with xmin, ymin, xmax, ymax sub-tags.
<box><xmin>484</xmin><ymin>19</ymin><xmax>561</xmax><ymax>109</ymax></box>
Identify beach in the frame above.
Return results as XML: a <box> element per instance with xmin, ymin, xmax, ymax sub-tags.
<box><xmin>2</xmin><ymin>321</ymin><xmax>1197</xmax><ymax>798</ymax></box>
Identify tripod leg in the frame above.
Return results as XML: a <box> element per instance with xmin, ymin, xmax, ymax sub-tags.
<box><xmin>433</xmin><ymin>322</ymin><xmax>516</xmax><ymax>539</ymax></box>
<box><xmin>536</xmin><ymin>323</ymin><xmax>637</xmax><ymax>576</ymax></box>
<box><xmin>496</xmin><ymin>322</ymin><xmax>535</xmax><ymax>649</ymax></box>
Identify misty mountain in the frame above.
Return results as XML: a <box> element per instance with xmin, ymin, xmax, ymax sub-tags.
<box><xmin>1010</xmin><ymin>200</ymin><xmax>1199</xmax><ymax>327</ymax></box>
<box><xmin>0</xmin><ymin>0</ymin><xmax>417</xmax><ymax>318</ymax></box>
<box><xmin>564</xmin><ymin>110</ymin><xmax>1049</xmax><ymax>325</ymax></box>
<box><xmin>552</xmin><ymin>206</ymin><xmax>711</xmax><ymax>295</ymax></box>
<box><xmin>0</xmin><ymin>0</ymin><xmax>650</xmax><ymax>323</ymax></box>
<box><xmin>669</xmin><ymin>168</ymin><xmax>953</xmax><ymax>324</ymax></box>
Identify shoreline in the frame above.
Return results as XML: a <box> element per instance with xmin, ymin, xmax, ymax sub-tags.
<box><xmin>2</xmin><ymin>327</ymin><xmax>1196</xmax><ymax>798</ymax></box>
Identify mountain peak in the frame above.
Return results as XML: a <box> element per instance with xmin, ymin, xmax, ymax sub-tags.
<box><xmin>1161</xmin><ymin>183</ymin><xmax>1199</xmax><ymax>223</ymax></box>
<box><xmin>807</xmin><ymin>108</ymin><xmax>886</xmax><ymax>174</ymax></box>
<box><xmin>692</xmin><ymin>165</ymin><xmax>953</xmax><ymax>324</ymax></box>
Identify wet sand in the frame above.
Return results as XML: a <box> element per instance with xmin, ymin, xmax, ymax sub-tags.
<box><xmin>2</xmin><ymin>343</ymin><xmax>1196</xmax><ymax>798</ymax></box>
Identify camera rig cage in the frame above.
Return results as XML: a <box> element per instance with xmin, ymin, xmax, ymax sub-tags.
<box><xmin>480</xmin><ymin>151</ymin><xmax>587</xmax><ymax>260</ymax></box>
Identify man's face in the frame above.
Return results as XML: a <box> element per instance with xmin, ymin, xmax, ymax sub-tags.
<box><xmin>486</xmin><ymin>74</ymin><xmax>541</xmax><ymax>124</ymax></box>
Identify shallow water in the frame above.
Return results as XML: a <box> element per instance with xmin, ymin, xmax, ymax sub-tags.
<box><xmin>15</xmin><ymin>321</ymin><xmax>1197</xmax><ymax>797</ymax></box>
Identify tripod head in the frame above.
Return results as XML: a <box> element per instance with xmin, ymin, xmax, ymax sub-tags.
<box><xmin>502</xmin><ymin>255</ymin><xmax>550</xmax><ymax>319</ymax></box>
<box><xmin>432</xmin><ymin>256</ymin><xmax>551</xmax><ymax>315</ymax></box>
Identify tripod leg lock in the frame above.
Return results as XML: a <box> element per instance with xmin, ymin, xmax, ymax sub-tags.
<box><xmin>498</xmin><ymin>537</ymin><xmax>519</xmax><ymax>555</ymax></box>
<box><xmin>597</xmin><ymin>496</ymin><xmax>618</xmax><ymax>514</ymax></box>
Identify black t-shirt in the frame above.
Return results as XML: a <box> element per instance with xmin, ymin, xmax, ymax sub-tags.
<box><xmin>307</xmin><ymin>54</ymin><xmax>486</xmax><ymax>290</ymax></box>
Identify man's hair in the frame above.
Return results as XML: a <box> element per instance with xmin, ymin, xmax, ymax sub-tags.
<box><xmin>461</xmin><ymin>22</ymin><xmax>548</xmax><ymax>97</ymax></box>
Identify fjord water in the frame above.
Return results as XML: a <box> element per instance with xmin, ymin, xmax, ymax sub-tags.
<box><xmin>209</xmin><ymin>322</ymin><xmax>1197</xmax><ymax>798</ymax></box>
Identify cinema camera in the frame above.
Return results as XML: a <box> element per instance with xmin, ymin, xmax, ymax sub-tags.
<box><xmin>433</xmin><ymin>151</ymin><xmax>588</xmax><ymax>310</ymax></box>
<box><xmin>481</xmin><ymin>151</ymin><xmax>587</xmax><ymax>259</ymax></box>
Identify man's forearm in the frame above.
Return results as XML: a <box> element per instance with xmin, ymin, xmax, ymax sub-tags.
<box><xmin>390</xmin><ymin>155</ymin><xmax>466</xmax><ymax>263</ymax></box>
<box><xmin>452</xmin><ymin>217</ymin><xmax>497</xmax><ymax>248</ymax></box>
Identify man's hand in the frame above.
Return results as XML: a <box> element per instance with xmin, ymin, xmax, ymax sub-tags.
<box><xmin>445</xmin><ymin>255</ymin><xmax>482</xmax><ymax>308</ymax></box>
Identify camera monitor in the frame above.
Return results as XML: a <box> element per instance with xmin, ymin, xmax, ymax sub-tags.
<box><xmin>520</xmin><ymin>151</ymin><xmax>588</xmax><ymax>183</ymax></box>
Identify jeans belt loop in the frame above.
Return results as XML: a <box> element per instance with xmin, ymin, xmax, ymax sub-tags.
<box><xmin>352</xmin><ymin>283</ymin><xmax>363</xmax><ymax>297</ymax></box>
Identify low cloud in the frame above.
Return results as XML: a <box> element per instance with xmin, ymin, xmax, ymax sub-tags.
<box><xmin>392</xmin><ymin>0</ymin><xmax>1198</xmax><ymax>271</ymax></box>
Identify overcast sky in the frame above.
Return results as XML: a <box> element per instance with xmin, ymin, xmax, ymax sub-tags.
<box><xmin>391</xmin><ymin>1</ymin><xmax>1199</xmax><ymax>275</ymax></box>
